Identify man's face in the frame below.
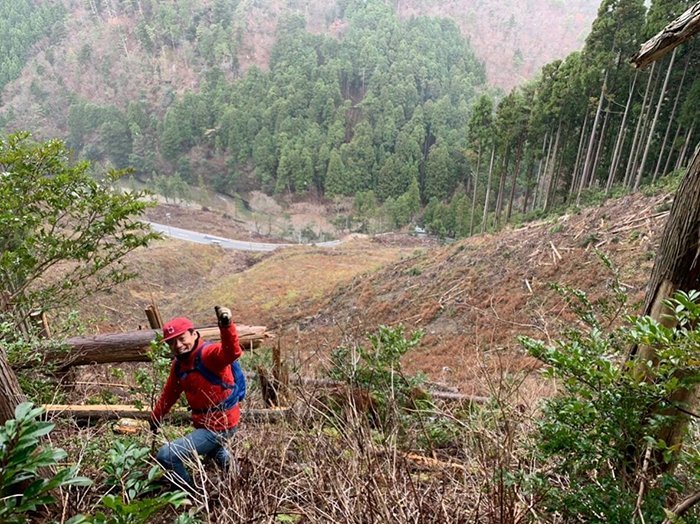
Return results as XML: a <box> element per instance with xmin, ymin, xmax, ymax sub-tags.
<box><xmin>166</xmin><ymin>329</ymin><xmax>196</xmax><ymax>356</ymax></box>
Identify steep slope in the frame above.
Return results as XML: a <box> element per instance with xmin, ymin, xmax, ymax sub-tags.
<box><xmin>86</xmin><ymin>190</ymin><xmax>672</xmax><ymax>397</ymax></box>
<box><xmin>243</xmin><ymin>191</ymin><xmax>670</xmax><ymax>395</ymax></box>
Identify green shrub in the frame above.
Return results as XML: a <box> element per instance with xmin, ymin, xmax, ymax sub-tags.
<box><xmin>0</xmin><ymin>402</ymin><xmax>91</xmax><ymax>523</ymax></box>
<box><xmin>519</xmin><ymin>289</ymin><xmax>700</xmax><ymax>522</ymax></box>
<box><xmin>133</xmin><ymin>337</ymin><xmax>172</xmax><ymax>410</ymax></box>
<box><xmin>328</xmin><ymin>325</ymin><xmax>427</xmax><ymax>429</ymax></box>
<box><xmin>73</xmin><ymin>440</ymin><xmax>192</xmax><ymax>524</ymax></box>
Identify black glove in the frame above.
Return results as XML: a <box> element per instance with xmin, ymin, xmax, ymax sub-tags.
<box><xmin>149</xmin><ymin>418</ymin><xmax>159</xmax><ymax>434</ymax></box>
<box><xmin>215</xmin><ymin>306</ymin><xmax>232</xmax><ymax>328</ymax></box>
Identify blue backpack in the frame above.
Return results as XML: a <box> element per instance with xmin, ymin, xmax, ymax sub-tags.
<box><xmin>174</xmin><ymin>341</ymin><xmax>246</xmax><ymax>414</ymax></box>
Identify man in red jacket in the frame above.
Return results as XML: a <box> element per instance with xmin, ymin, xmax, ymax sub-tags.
<box><xmin>150</xmin><ymin>306</ymin><xmax>242</xmax><ymax>490</ymax></box>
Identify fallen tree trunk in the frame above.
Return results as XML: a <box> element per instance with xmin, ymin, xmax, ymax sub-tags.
<box><xmin>631</xmin><ymin>3</ymin><xmax>700</xmax><ymax>69</ymax></box>
<box><xmin>36</xmin><ymin>325</ymin><xmax>271</xmax><ymax>370</ymax></box>
<box><xmin>43</xmin><ymin>403</ymin><xmax>290</xmax><ymax>424</ymax></box>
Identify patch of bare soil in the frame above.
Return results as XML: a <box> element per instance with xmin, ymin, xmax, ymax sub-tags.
<box><xmin>144</xmin><ymin>203</ymin><xmax>284</xmax><ymax>242</ymax></box>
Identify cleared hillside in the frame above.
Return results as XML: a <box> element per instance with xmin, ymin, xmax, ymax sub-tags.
<box><xmin>83</xmin><ymin>188</ymin><xmax>670</xmax><ymax>397</ymax></box>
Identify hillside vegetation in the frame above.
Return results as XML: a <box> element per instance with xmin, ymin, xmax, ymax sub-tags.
<box><xmin>0</xmin><ymin>0</ymin><xmax>599</xmax><ymax>233</ymax></box>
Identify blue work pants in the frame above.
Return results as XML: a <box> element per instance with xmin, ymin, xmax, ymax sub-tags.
<box><xmin>155</xmin><ymin>426</ymin><xmax>237</xmax><ymax>489</ymax></box>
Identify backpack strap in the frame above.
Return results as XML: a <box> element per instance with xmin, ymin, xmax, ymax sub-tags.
<box><xmin>174</xmin><ymin>341</ymin><xmax>239</xmax><ymax>414</ymax></box>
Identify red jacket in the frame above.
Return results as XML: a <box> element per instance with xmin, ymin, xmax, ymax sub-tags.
<box><xmin>151</xmin><ymin>323</ymin><xmax>243</xmax><ymax>431</ymax></box>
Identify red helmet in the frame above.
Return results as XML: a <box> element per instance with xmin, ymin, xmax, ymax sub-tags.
<box><xmin>162</xmin><ymin>317</ymin><xmax>194</xmax><ymax>341</ymax></box>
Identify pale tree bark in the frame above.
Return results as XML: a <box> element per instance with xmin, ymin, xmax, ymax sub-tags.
<box><xmin>551</xmin><ymin>138</ymin><xmax>569</xmax><ymax>207</ymax></box>
<box><xmin>589</xmin><ymin>104</ymin><xmax>611</xmax><ymax>189</ymax></box>
<box><xmin>544</xmin><ymin>121</ymin><xmax>563</xmax><ymax>213</ymax></box>
<box><xmin>535</xmin><ymin>132</ymin><xmax>553</xmax><ymax>209</ymax></box>
<box><xmin>631</xmin><ymin>64</ymin><xmax>663</xmax><ymax>185</ymax></box>
<box><xmin>576</xmin><ymin>72</ymin><xmax>608</xmax><ymax>205</ymax></box>
<box><xmin>481</xmin><ymin>145</ymin><xmax>496</xmax><ymax>234</ymax></box>
<box><xmin>652</xmin><ymin>54</ymin><xmax>690</xmax><ymax>183</ymax></box>
<box><xmin>624</xmin><ymin>63</ymin><xmax>657</xmax><ymax>188</ymax></box>
<box><xmin>607</xmin><ymin>71</ymin><xmax>639</xmax><ymax>194</ymax></box>
<box><xmin>634</xmin><ymin>49</ymin><xmax>677</xmax><ymax>191</ymax></box>
<box><xmin>506</xmin><ymin>136</ymin><xmax>526</xmax><ymax>222</ymax></box>
<box><xmin>522</xmin><ymin>157</ymin><xmax>536</xmax><ymax>215</ymax></box>
<box><xmin>494</xmin><ymin>151</ymin><xmax>510</xmax><ymax>228</ymax></box>
<box><xmin>568</xmin><ymin>114</ymin><xmax>589</xmax><ymax>200</ymax></box>
<box><xmin>469</xmin><ymin>141</ymin><xmax>482</xmax><ymax>236</ymax></box>
<box><xmin>675</xmin><ymin>122</ymin><xmax>696</xmax><ymax>171</ymax></box>
<box><xmin>664</xmin><ymin>119</ymin><xmax>685</xmax><ymax>176</ymax></box>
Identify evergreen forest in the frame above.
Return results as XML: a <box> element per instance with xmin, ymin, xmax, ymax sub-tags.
<box><xmin>0</xmin><ymin>0</ymin><xmax>698</xmax><ymax>237</ymax></box>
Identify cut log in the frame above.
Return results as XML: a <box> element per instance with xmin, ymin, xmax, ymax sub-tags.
<box><xmin>43</xmin><ymin>404</ymin><xmax>290</xmax><ymax>424</ymax></box>
<box><xmin>36</xmin><ymin>325</ymin><xmax>271</xmax><ymax>370</ymax></box>
<box><xmin>631</xmin><ymin>3</ymin><xmax>700</xmax><ymax>69</ymax></box>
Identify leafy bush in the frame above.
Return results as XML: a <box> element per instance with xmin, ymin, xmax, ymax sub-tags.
<box><xmin>0</xmin><ymin>132</ymin><xmax>157</xmax><ymax>337</ymax></box>
<box><xmin>520</xmin><ymin>289</ymin><xmax>700</xmax><ymax>522</ymax></box>
<box><xmin>328</xmin><ymin>325</ymin><xmax>426</xmax><ymax>429</ymax></box>
<box><xmin>73</xmin><ymin>440</ymin><xmax>192</xmax><ymax>524</ymax></box>
<box><xmin>0</xmin><ymin>402</ymin><xmax>90</xmax><ymax>523</ymax></box>
<box><xmin>133</xmin><ymin>337</ymin><xmax>173</xmax><ymax>410</ymax></box>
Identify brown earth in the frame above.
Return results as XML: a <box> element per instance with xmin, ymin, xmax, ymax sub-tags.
<box><xmin>81</xmin><ymin>190</ymin><xmax>670</xmax><ymax>399</ymax></box>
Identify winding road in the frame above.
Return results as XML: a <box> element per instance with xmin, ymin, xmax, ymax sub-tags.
<box><xmin>148</xmin><ymin>222</ymin><xmax>342</xmax><ymax>252</ymax></box>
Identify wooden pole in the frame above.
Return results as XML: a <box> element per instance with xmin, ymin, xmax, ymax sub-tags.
<box><xmin>29</xmin><ymin>310</ymin><xmax>51</xmax><ymax>338</ymax></box>
<box><xmin>144</xmin><ymin>304</ymin><xmax>163</xmax><ymax>329</ymax></box>
<box><xmin>42</xmin><ymin>404</ymin><xmax>290</xmax><ymax>424</ymax></box>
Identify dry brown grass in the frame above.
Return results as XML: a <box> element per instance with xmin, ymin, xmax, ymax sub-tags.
<box><xmin>48</xmin><ymin>366</ymin><xmax>543</xmax><ymax>524</ymax></box>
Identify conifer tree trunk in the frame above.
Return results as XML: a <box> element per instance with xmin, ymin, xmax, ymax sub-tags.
<box><xmin>577</xmin><ymin>72</ymin><xmax>608</xmax><ymax>205</ymax></box>
<box><xmin>624</xmin><ymin>63</ymin><xmax>657</xmax><ymax>188</ymax></box>
<box><xmin>481</xmin><ymin>145</ymin><xmax>496</xmax><ymax>234</ymax></box>
<box><xmin>469</xmin><ymin>142</ymin><xmax>482</xmax><ymax>236</ymax></box>
<box><xmin>664</xmin><ymin>120</ymin><xmax>684</xmax><ymax>175</ymax></box>
<box><xmin>630</xmin><ymin>63</ymin><xmax>662</xmax><ymax>187</ymax></box>
<box><xmin>506</xmin><ymin>137</ymin><xmax>525</xmax><ymax>222</ymax></box>
<box><xmin>522</xmin><ymin>159</ymin><xmax>536</xmax><ymax>214</ymax></box>
<box><xmin>569</xmin><ymin>114</ymin><xmax>589</xmax><ymax>200</ymax></box>
<box><xmin>675</xmin><ymin>122</ymin><xmax>696</xmax><ymax>171</ymax></box>
<box><xmin>589</xmin><ymin>105</ymin><xmax>611</xmax><ymax>190</ymax></box>
<box><xmin>536</xmin><ymin>132</ymin><xmax>553</xmax><ymax>209</ymax></box>
<box><xmin>635</xmin><ymin>49</ymin><xmax>677</xmax><ymax>191</ymax></box>
<box><xmin>494</xmin><ymin>151</ymin><xmax>510</xmax><ymax>228</ymax></box>
<box><xmin>631</xmin><ymin>147</ymin><xmax>700</xmax><ymax>471</ymax></box>
<box><xmin>544</xmin><ymin>121</ymin><xmax>562</xmax><ymax>212</ymax></box>
<box><xmin>606</xmin><ymin>71</ymin><xmax>638</xmax><ymax>194</ymax></box>
<box><xmin>653</xmin><ymin>54</ymin><xmax>689</xmax><ymax>182</ymax></box>
<box><xmin>552</xmin><ymin>149</ymin><xmax>567</xmax><ymax>205</ymax></box>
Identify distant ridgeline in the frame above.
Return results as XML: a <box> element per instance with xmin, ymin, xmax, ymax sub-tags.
<box><xmin>1</xmin><ymin>0</ymin><xmax>698</xmax><ymax>240</ymax></box>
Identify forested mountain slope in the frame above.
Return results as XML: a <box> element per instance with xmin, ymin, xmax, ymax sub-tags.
<box><xmin>2</xmin><ymin>0</ymin><xmax>697</xmax><ymax>249</ymax></box>
<box><xmin>0</xmin><ymin>0</ymin><xmax>596</xmax><ymax>204</ymax></box>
